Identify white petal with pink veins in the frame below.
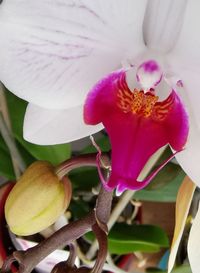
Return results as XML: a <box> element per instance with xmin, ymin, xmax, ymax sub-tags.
<box><xmin>0</xmin><ymin>0</ymin><xmax>147</xmax><ymax>109</ymax></box>
<box><xmin>24</xmin><ymin>103</ymin><xmax>103</xmax><ymax>145</ymax></box>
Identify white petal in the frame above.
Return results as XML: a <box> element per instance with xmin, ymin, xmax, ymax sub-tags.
<box><xmin>143</xmin><ymin>0</ymin><xmax>188</xmax><ymax>53</ymax></box>
<box><xmin>188</xmin><ymin>204</ymin><xmax>200</xmax><ymax>273</ymax></box>
<box><xmin>171</xmin><ymin>69</ymin><xmax>200</xmax><ymax>188</ymax></box>
<box><xmin>167</xmin><ymin>0</ymin><xmax>200</xmax><ymax>188</ymax></box>
<box><xmin>0</xmin><ymin>0</ymin><xmax>147</xmax><ymax>109</ymax></box>
<box><xmin>23</xmin><ymin>103</ymin><xmax>103</xmax><ymax>145</ymax></box>
<box><xmin>170</xmin><ymin>0</ymin><xmax>200</xmax><ymax>67</ymax></box>
<box><xmin>175</xmin><ymin>124</ymin><xmax>200</xmax><ymax>188</ymax></box>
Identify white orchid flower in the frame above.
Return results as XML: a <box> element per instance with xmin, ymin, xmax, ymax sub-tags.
<box><xmin>0</xmin><ymin>0</ymin><xmax>200</xmax><ymax>271</ymax></box>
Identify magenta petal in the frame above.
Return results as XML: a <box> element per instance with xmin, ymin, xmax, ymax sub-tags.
<box><xmin>155</xmin><ymin>90</ymin><xmax>189</xmax><ymax>151</ymax></box>
<box><xmin>84</xmin><ymin>69</ymin><xmax>124</xmax><ymax>125</ymax></box>
<box><xmin>84</xmin><ymin>70</ymin><xmax>189</xmax><ymax>191</ymax></box>
<box><xmin>115</xmin><ymin>150</ymin><xmax>180</xmax><ymax>195</ymax></box>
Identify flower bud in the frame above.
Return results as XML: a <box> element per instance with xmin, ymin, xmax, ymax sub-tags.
<box><xmin>5</xmin><ymin>161</ymin><xmax>72</xmax><ymax>236</ymax></box>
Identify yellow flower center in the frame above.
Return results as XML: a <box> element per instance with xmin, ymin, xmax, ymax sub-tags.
<box><xmin>117</xmin><ymin>88</ymin><xmax>159</xmax><ymax>118</ymax></box>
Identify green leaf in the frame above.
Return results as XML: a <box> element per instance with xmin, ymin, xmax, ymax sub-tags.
<box><xmin>69</xmin><ymin>167</ymin><xmax>99</xmax><ymax>191</ymax></box>
<box><xmin>5</xmin><ymin>90</ymin><xmax>71</xmax><ymax>165</ymax></box>
<box><xmin>134</xmin><ymin>164</ymin><xmax>185</xmax><ymax>202</ymax></box>
<box><xmin>0</xmin><ymin>134</ymin><xmax>15</xmax><ymax>180</ymax></box>
<box><xmin>69</xmin><ymin>199</ymin><xmax>90</xmax><ymax>219</ymax></box>
<box><xmin>86</xmin><ymin>223</ymin><xmax>169</xmax><ymax>255</ymax></box>
<box><xmin>134</xmin><ymin>148</ymin><xmax>185</xmax><ymax>202</ymax></box>
<box><xmin>82</xmin><ymin>135</ymin><xmax>110</xmax><ymax>154</ymax></box>
<box><xmin>171</xmin><ymin>265</ymin><xmax>192</xmax><ymax>273</ymax></box>
<box><xmin>15</xmin><ymin>140</ymin><xmax>35</xmax><ymax>166</ymax></box>
<box><xmin>17</xmin><ymin>140</ymin><xmax>71</xmax><ymax>166</ymax></box>
<box><xmin>108</xmin><ymin>223</ymin><xmax>169</xmax><ymax>254</ymax></box>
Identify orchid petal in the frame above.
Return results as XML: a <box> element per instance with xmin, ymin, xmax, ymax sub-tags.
<box><xmin>0</xmin><ymin>0</ymin><xmax>147</xmax><ymax>109</ymax></box>
<box><xmin>170</xmin><ymin>0</ymin><xmax>200</xmax><ymax>68</ymax></box>
<box><xmin>175</xmin><ymin>122</ymin><xmax>200</xmax><ymax>188</ymax></box>
<box><xmin>165</xmin><ymin>0</ymin><xmax>200</xmax><ymax>187</ymax></box>
<box><xmin>24</xmin><ymin>103</ymin><xmax>103</xmax><ymax>145</ymax></box>
<box><xmin>143</xmin><ymin>0</ymin><xmax>188</xmax><ymax>53</ymax></box>
<box><xmin>188</xmin><ymin>201</ymin><xmax>200</xmax><ymax>273</ymax></box>
<box><xmin>84</xmin><ymin>69</ymin><xmax>189</xmax><ymax>192</ymax></box>
<box><xmin>168</xmin><ymin>176</ymin><xmax>195</xmax><ymax>273</ymax></box>
<box><xmin>170</xmin><ymin>68</ymin><xmax>200</xmax><ymax>129</ymax></box>
<box><xmin>168</xmin><ymin>70</ymin><xmax>200</xmax><ymax>188</ymax></box>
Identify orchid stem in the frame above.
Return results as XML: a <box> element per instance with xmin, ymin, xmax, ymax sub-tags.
<box><xmin>67</xmin><ymin>243</ymin><xmax>77</xmax><ymax>267</ymax></box>
<box><xmin>91</xmin><ymin>223</ymin><xmax>108</xmax><ymax>273</ymax></box>
<box><xmin>86</xmin><ymin>190</ymin><xmax>135</xmax><ymax>260</ymax></box>
<box><xmin>55</xmin><ymin>153</ymin><xmax>110</xmax><ymax>179</ymax></box>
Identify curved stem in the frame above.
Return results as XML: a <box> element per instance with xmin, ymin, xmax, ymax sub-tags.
<box><xmin>95</xmin><ymin>186</ymin><xmax>113</xmax><ymax>225</ymax></box>
<box><xmin>67</xmin><ymin>243</ymin><xmax>77</xmax><ymax>267</ymax></box>
<box><xmin>87</xmin><ymin>190</ymin><xmax>135</xmax><ymax>260</ymax></box>
<box><xmin>91</xmin><ymin>223</ymin><xmax>108</xmax><ymax>273</ymax></box>
<box><xmin>55</xmin><ymin>154</ymin><xmax>96</xmax><ymax>178</ymax></box>
<box><xmin>12</xmin><ymin>211</ymin><xmax>96</xmax><ymax>273</ymax></box>
<box><xmin>55</xmin><ymin>153</ymin><xmax>109</xmax><ymax>179</ymax></box>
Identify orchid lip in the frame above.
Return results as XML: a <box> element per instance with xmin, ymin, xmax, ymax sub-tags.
<box><xmin>84</xmin><ymin>60</ymin><xmax>189</xmax><ymax>193</ymax></box>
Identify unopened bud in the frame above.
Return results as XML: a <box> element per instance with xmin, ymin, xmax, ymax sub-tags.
<box><xmin>5</xmin><ymin>161</ymin><xmax>72</xmax><ymax>236</ymax></box>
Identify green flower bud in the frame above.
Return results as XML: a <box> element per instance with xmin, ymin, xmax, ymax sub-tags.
<box><xmin>5</xmin><ymin>161</ymin><xmax>72</xmax><ymax>236</ymax></box>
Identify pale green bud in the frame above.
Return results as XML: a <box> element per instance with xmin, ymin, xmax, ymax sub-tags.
<box><xmin>5</xmin><ymin>161</ymin><xmax>72</xmax><ymax>236</ymax></box>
